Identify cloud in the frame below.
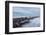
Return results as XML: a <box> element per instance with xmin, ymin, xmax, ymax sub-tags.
<box><xmin>13</xmin><ymin>7</ymin><xmax>40</xmax><ymax>17</ymax></box>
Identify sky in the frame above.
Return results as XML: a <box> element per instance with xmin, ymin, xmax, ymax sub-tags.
<box><xmin>13</xmin><ymin>7</ymin><xmax>40</xmax><ymax>27</ymax></box>
<box><xmin>13</xmin><ymin>7</ymin><xmax>40</xmax><ymax>17</ymax></box>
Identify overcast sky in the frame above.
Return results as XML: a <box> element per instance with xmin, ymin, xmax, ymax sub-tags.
<box><xmin>13</xmin><ymin>7</ymin><xmax>40</xmax><ymax>17</ymax></box>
